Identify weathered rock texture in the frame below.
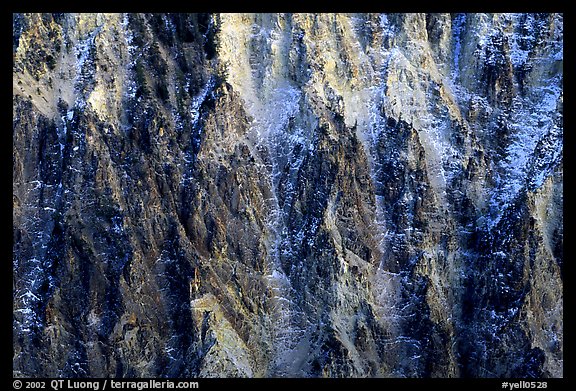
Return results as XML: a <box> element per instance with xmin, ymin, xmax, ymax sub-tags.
<box><xmin>13</xmin><ymin>13</ymin><xmax>563</xmax><ymax>378</ymax></box>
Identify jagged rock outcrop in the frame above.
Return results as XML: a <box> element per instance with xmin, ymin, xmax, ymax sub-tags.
<box><xmin>13</xmin><ymin>13</ymin><xmax>562</xmax><ymax>378</ymax></box>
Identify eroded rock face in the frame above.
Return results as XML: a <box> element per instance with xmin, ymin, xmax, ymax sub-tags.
<box><xmin>13</xmin><ymin>13</ymin><xmax>562</xmax><ymax>378</ymax></box>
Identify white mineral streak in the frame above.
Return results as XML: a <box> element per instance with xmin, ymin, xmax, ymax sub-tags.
<box><xmin>219</xmin><ymin>13</ymin><xmax>311</xmax><ymax>376</ymax></box>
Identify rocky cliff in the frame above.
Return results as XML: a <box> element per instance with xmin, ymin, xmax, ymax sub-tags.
<box><xmin>13</xmin><ymin>13</ymin><xmax>563</xmax><ymax>378</ymax></box>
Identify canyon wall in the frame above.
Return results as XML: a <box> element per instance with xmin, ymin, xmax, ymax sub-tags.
<box><xmin>13</xmin><ymin>13</ymin><xmax>563</xmax><ymax>377</ymax></box>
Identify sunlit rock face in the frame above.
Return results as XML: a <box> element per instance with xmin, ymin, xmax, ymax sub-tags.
<box><xmin>13</xmin><ymin>13</ymin><xmax>562</xmax><ymax>378</ymax></box>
